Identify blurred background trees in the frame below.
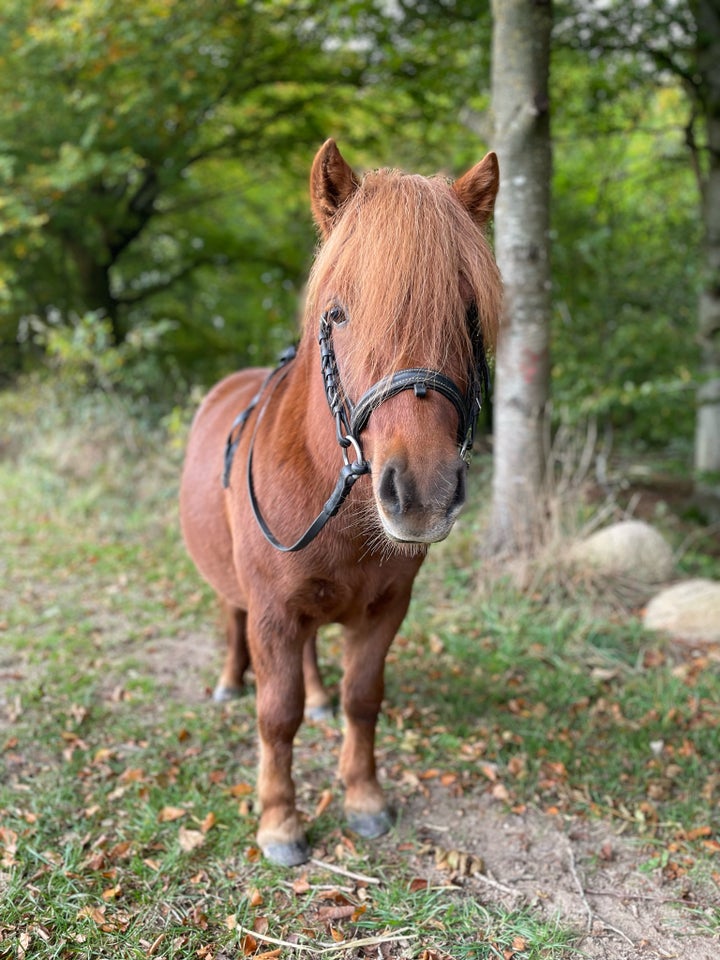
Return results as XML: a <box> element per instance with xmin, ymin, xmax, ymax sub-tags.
<box><xmin>0</xmin><ymin>0</ymin><xmax>713</xmax><ymax>482</ymax></box>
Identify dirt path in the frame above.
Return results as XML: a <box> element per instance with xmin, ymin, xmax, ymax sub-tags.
<box><xmin>373</xmin><ymin>785</ymin><xmax>719</xmax><ymax>959</ymax></box>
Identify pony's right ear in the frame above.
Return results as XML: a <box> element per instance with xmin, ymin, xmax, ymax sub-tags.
<box><xmin>310</xmin><ymin>139</ymin><xmax>360</xmax><ymax>239</ymax></box>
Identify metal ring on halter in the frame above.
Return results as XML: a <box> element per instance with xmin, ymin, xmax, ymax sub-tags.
<box><xmin>342</xmin><ymin>433</ymin><xmax>364</xmax><ymax>469</ymax></box>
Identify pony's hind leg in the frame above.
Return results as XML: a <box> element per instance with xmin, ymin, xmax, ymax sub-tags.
<box><xmin>303</xmin><ymin>634</ymin><xmax>332</xmax><ymax>721</ymax></box>
<box><xmin>213</xmin><ymin>603</ymin><xmax>250</xmax><ymax>702</ymax></box>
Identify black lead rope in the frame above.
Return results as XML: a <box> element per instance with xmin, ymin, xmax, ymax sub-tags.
<box><xmin>222</xmin><ymin>305</ymin><xmax>490</xmax><ymax>553</ymax></box>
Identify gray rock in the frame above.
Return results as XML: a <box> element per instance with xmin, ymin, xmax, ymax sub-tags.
<box><xmin>644</xmin><ymin>579</ymin><xmax>720</xmax><ymax>644</ymax></box>
<box><xmin>570</xmin><ymin>520</ymin><xmax>675</xmax><ymax>583</ymax></box>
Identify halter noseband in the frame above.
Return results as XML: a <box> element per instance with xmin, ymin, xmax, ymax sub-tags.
<box><xmin>223</xmin><ymin>304</ymin><xmax>490</xmax><ymax>552</ymax></box>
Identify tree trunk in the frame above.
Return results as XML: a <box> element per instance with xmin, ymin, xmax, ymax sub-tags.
<box><xmin>488</xmin><ymin>0</ymin><xmax>553</xmax><ymax>551</ymax></box>
<box><xmin>66</xmin><ymin>240</ymin><xmax>123</xmax><ymax>343</ymax></box>
<box><xmin>694</xmin><ymin>0</ymin><xmax>720</xmax><ymax>475</ymax></box>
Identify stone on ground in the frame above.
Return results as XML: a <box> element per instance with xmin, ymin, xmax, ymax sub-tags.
<box><xmin>570</xmin><ymin>519</ymin><xmax>674</xmax><ymax>583</ymax></box>
<box><xmin>643</xmin><ymin>578</ymin><xmax>720</xmax><ymax>644</ymax></box>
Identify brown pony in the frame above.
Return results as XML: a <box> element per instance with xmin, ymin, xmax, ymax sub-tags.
<box><xmin>179</xmin><ymin>140</ymin><xmax>501</xmax><ymax>866</ymax></box>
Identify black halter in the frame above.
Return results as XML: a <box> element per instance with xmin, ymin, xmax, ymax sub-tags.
<box><xmin>222</xmin><ymin>304</ymin><xmax>490</xmax><ymax>552</ymax></box>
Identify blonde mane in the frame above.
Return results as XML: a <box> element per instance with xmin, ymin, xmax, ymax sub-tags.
<box><xmin>304</xmin><ymin>168</ymin><xmax>502</xmax><ymax>395</ymax></box>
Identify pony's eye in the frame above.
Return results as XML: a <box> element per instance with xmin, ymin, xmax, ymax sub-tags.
<box><xmin>328</xmin><ymin>305</ymin><xmax>347</xmax><ymax>326</ymax></box>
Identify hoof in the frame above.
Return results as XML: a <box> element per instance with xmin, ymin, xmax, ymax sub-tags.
<box><xmin>346</xmin><ymin>808</ymin><xmax>393</xmax><ymax>839</ymax></box>
<box><xmin>212</xmin><ymin>684</ymin><xmax>243</xmax><ymax>703</ymax></box>
<box><xmin>305</xmin><ymin>702</ymin><xmax>334</xmax><ymax>722</ymax></box>
<box><xmin>261</xmin><ymin>837</ymin><xmax>311</xmax><ymax>867</ymax></box>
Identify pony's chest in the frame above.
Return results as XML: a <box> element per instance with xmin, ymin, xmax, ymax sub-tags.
<box><xmin>288</xmin><ymin>576</ymin><xmax>359</xmax><ymax>621</ymax></box>
<box><xmin>286</xmin><ymin>564</ymin><xmax>416</xmax><ymax>626</ymax></box>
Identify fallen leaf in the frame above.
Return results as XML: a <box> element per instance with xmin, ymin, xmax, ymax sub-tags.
<box><xmin>77</xmin><ymin>905</ymin><xmax>106</xmax><ymax>923</ymax></box>
<box><xmin>146</xmin><ymin>933</ymin><xmax>165</xmax><ymax>956</ymax></box>
<box><xmin>178</xmin><ymin>828</ymin><xmax>205</xmax><ymax>853</ymax></box>
<box><xmin>101</xmin><ymin>884</ymin><xmax>122</xmax><ymax>901</ymax></box>
<box><xmin>119</xmin><ymin>767</ymin><xmax>145</xmax><ymax>783</ymax></box>
<box><xmin>686</xmin><ymin>825</ymin><xmax>712</xmax><ymax>841</ymax></box>
<box><xmin>158</xmin><ymin>806</ymin><xmax>186</xmax><ymax>823</ymax></box>
<box><xmin>240</xmin><ymin>933</ymin><xmax>257</xmax><ymax>957</ymax></box>
<box><xmin>419</xmin><ymin>768</ymin><xmax>441</xmax><ymax>780</ymax></box>
<box><xmin>229</xmin><ymin>782</ymin><xmax>253</xmax><ymax>797</ymax></box>
<box><xmin>314</xmin><ymin>788</ymin><xmax>334</xmax><ymax>818</ymax></box>
<box><xmin>292</xmin><ymin>874</ymin><xmax>311</xmax><ymax>895</ymax></box>
<box><xmin>190</xmin><ymin>906</ymin><xmax>209</xmax><ymax>929</ymax></box>
<box><xmin>200</xmin><ymin>812</ymin><xmax>216</xmax><ymax>834</ymax></box>
<box><xmin>480</xmin><ymin>762</ymin><xmax>498</xmax><ymax>782</ymax></box>
<box><xmin>434</xmin><ymin>846</ymin><xmax>484</xmax><ymax>876</ymax></box>
<box><xmin>247</xmin><ymin>886</ymin><xmax>263</xmax><ymax>907</ymax></box>
<box><xmin>318</xmin><ymin>904</ymin><xmax>356</xmax><ymax>921</ymax></box>
<box><xmin>108</xmin><ymin>841</ymin><xmax>133</xmax><ymax>861</ymax></box>
<box><xmin>409</xmin><ymin>877</ymin><xmax>429</xmax><ymax>892</ymax></box>
<box><xmin>491</xmin><ymin>783</ymin><xmax>510</xmax><ymax>801</ymax></box>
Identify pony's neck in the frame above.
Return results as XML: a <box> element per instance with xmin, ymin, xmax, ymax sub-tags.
<box><xmin>282</xmin><ymin>334</ymin><xmax>342</xmax><ymax>480</ymax></box>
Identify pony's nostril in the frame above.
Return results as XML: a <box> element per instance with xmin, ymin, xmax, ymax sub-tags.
<box><xmin>449</xmin><ymin>466</ymin><xmax>466</xmax><ymax>514</ymax></box>
<box><xmin>378</xmin><ymin>465</ymin><xmax>401</xmax><ymax>515</ymax></box>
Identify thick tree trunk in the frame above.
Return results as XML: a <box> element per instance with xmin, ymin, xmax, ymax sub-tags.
<box><xmin>694</xmin><ymin>0</ymin><xmax>720</xmax><ymax>475</ymax></box>
<box><xmin>488</xmin><ymin>0</ymin><xmax>553</xmax><ymax>550</ymax></box>
<box><xmin>67</xmin><ymin>240</ymin><xmax>123</xmax><ymax>343</ymax></box>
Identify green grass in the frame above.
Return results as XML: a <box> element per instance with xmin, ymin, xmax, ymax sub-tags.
<box><xmin>1</xmin><ymin>379</ymin><xmax>719</xmax><ymax>958</ymax></box>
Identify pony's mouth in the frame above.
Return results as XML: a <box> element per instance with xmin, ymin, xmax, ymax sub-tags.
<box><xmin>378</xmin><ymin>512</ymin><xmax>457</xmax><ymax>547</ymax></box>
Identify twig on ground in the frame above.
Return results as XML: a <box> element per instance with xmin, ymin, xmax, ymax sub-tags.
<box><xmin>310</xmin><ymin>858</ymin><xmax>381</xmax><ymax>885</ymax></box>
<box><xmin>474</xmin><ymin>872</ymin><xmax>525</xmax><ymax>899</ymax></box>
<box><xmin>566</xmin><ymin>841</ymin><xmax>594</xmax><ymax>933</ymax></box>
<box><xmin>566</xmin><ymin>840</ymin><xmax>635</xmax><ymax>946</ymax></box>
<box><xmin>585</xmin><ymin>888</ymin><xmax>700</xmax><ymax>905</ymax></box>
<box><xmin>280</xmin><ymin>881</ymin><xmax>355</xmax><ymax>894</ymax></box>
<box><xmin>235</xmin><ymin>924</ymin><xmax>416</xmax><ymax>954</ymax></box>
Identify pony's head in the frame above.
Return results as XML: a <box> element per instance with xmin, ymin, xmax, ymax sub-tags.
<box><xmin>304</xmin><ymin>140</ymin><xmax>502</xmax><ymax>548</ymax></box>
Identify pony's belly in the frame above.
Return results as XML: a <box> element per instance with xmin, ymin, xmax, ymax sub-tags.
<box><xmin>179</xmin><ymin>367</ymin><xmax>268</xmax><ymax>611</ymax></box>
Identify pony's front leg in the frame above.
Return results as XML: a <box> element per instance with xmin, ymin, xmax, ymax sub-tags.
<box><xmin>339</xmin><ymin>605</ymin><xmax>408</xmax><ymax>839</ymax></box>
<box><xmin>248</xmin><ymin>609</ymin><xmax>309</xmax><ymax>866</ymax></box>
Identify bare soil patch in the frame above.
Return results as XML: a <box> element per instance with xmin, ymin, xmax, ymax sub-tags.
<box><xmin>386</xmin><ymin>786</ymin><xmax>718</xmax><ymax>959</ymax></box>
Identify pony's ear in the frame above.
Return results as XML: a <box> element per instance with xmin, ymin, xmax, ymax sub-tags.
<box><xmin>453</xmin><ymin>152</ymin><xmax>499</xmax><ymax>228</ymax></box>
<box><xmin>310</xmin><ymin>139</ymin><xmax>360</xmax><ymax>239</ymax></box>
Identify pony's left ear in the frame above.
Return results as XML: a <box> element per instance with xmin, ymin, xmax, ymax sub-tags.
<box><xmin>310</xmin><ymin>139</ymin><xmax>360</xmax><ymax>239</ymax></box>
<box><xmin>453</xmin><ymin>152</ymin><xmax>499</xmax><ymax>228</ymax></box>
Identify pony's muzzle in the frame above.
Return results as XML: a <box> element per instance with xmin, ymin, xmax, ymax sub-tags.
<box><xmin>375</xmin><ymin>455</ymin><xmax>466</xmax><ymax>543</ymax></box>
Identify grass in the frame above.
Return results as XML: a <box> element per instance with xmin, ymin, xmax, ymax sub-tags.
<box><xmin>1</xmin><ymin>378</ymin><xmax>719</xmax><ymax>958</ymax></box>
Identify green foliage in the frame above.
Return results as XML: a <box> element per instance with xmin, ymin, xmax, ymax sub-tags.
<box><xmin>19</xmin><ymin>310</ymin><xmax>181</xmax><ymax>409</ymax></box>
<box><xmin>0</xmin><ymin>0</ymin><xmax>396</xmax><ymax>374</ymax></box>
<box><xmin>0</xmin><ymin>0</ymin><xmax>711</xmax><ymax>458</ymax></box>
<box><xmin>551</xmin><ymin>50</ymin><xmax>701</xmax><ymax>449</ymax></box>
